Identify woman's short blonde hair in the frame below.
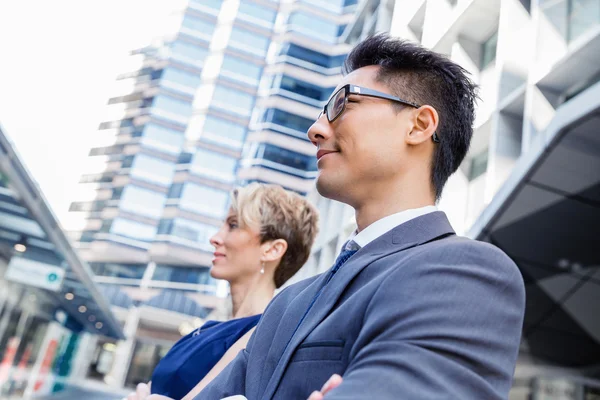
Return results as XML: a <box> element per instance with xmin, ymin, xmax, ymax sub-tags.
<box><xmin>230</xmin><ymin>183</ymin><xmax>319</xmax><ymax>288</ymax></box>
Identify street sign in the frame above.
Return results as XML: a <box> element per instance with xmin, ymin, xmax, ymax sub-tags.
<box><xmin>5</xmin><ymin>256</ymin><xmax>65</xmax><ymax>292</ymax></box>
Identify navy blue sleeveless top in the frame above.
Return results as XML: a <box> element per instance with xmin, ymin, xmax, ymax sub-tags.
<box><xmin>151</xmin><ymin>314</ymin><xmax>261</xmax><ymax>399</ymax></box>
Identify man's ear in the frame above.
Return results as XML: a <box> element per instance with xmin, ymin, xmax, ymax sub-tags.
<box><xmin>260</xmin><ymin>239</ymin><xmax>288</xmax><ymax>264</ymax></box>
<box><xmin>406</xmin><ymin>105</ymin><xmax>439</xmax><ymax>145</ymax></box>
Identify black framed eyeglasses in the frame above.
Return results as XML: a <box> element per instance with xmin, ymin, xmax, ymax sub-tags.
<box><xmin>318</xmin><ymin>84</ymin><xmax>440</xmax><ymax>143</ymax></box>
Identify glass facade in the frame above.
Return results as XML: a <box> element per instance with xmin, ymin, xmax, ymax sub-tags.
<box><xmin>288</xmin><ymin>12</ymin><xmax>340</xmax><ymax>43</ymax></box>
<box><xmin>158</xmin><ymin>218</ymin><xmax>219</xmax><ymax>248</ymax></box>
<box><xmin>278</xmin><ymin>43</ymin><xmax>346</xmax><ymax>74</ymax></box>
<box><xmin>181</xmin><ymin>14</ymin><xmax>216</xmax><ymax>40</ymax></box>
<box><xmin>212</xmin><ymin>85</ymin><xmax>255</xmax><ymax>117</ymax></box>
<box><xmin>202</xmin><ymin>116</ymin><xmax>247</xmax><ymax>149</ymax></box>
<box><xmin>90</xmin><ymin>263</ymin><xmax>147</xmax><ymax>280</ymax></box>
<box><xmin>244</xmin><ymin>143</ymin><xmax>317</xmax><ymax>177</ymax></box>
<box><xmin>152</xmin><ymin>265</ymin><xmax>213</xmax><ymax>285</ymax></box>
<box><xmin>481</xmin><ymin>30</ymin><xmax>498</xmax><ymax>69</ymax></box>
<box><xmin>220</xmin><ymin>56</ymin><xmax>262</xmax><ymax>86</ymax></box>
<box><xmin>110</xmin><ymin>218</ymin><xmax>157</xmax><ymax>242</ymax></box>
<box><xmin>191</xmin><ymin>148</ymin><xmax>238</xmax><ymax>182</ymax></box>
<box><xmin>237</xmin><ymin>1</ymin><xmax>349</xmax><ymax>195</ymax></box>
<box><xmin>178</xmin><ymin>183</ymin><xmax>229</xmax><ymax>218</ymax></box>
<box><xmin>151</xmin><ymin>95</ymin><xmax>194</xmax><ymax>123</ymax></box>
<box><xmin>119</xmin><ymin>185</ymin><xmax>166</xmax><ymax>219</ymax></box>
<box><xmin>540</xmin><ymin>0</ymin><xmax>600</xmax><ymax>42</ymax></box>
<box><xmin>137</xmin><ymin>124</ymin><xmax>185</xmax><ymax>155</ymax></box>
<box><xmin>229</xmin><ymin>27</ymin><xmax>270</xmax><ymax>56</ymax></box>
<box><xmin>129</xmin><ymin>154</ymin><xmax>176</xmax><ymax>186</ymax></box>
<box><xmin>238</xmin><ymin>1</ymin><xmax>277</xmax><ymax>25</ymax></box>
<box><xmin>169</xmin><ymin>41</ymin><xmax>209</xmax><ymax>68</ymax></box>
<box><xmin>160</xmin><ymin>67</ymin><xmax>202</xmax><ymax>95</ymax></box>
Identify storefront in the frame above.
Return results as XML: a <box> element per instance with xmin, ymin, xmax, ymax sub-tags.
<box><xmin>0</xmin><ymin>126</ymin><xmax>124</xmax><ymax>398</ymax></box>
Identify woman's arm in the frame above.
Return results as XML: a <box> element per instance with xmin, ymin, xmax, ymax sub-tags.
<box><xmin>182</xmin><ymin>327</ymin><xmax>256</xmax><ymax>400</ymax></box>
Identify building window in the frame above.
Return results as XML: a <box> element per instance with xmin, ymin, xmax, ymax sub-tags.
<box><xmin>110</xmin><ymin>218</ymin><xmax>157</xmax><ymax>241</ymax></box>
<box><xmin>237</xmin><ymin>1</ymin><xmax>277</xmax><ymax>25</ymax></box>
<box><xmin>190</xmin><ymin>0</ymin><xmax>222</xmax><ymax>13</ymax></box>
<box><xmin>261</xmin><ymin>108</ymin><xmax>314</xmax><ymax>134</ymax></box>
<box><xmin>129</xmin><ymin>154</ymin><xmax>176</xmax><ymax>186</ymax></box>
<box><xmin>567</xmin><ymin>0</ymin><xmax>600</xmax><ymax>42</ymax></box>
<box><xmin>119</xmin><ymin>186</ymin><xmax>166</xmax><ymax>219</ymax></box>
<box><xmin>181</xmin><ymin>14</ymin><xmax>216</xmax><ymax>40</ymax></box>
<box><xmin>481</xmin><ymin>30</ymin><xmax>498</xmax><ymax>69</ymax></box>
<box><xmin>220</xmin><ymin>56</ymin><xmax>262</xmax><ymax>86</ymax></box>
<box><xmin>212</xmin><ymin>86</ymin><xmax>255</xmax><ymax>117</ymax></box>
<box><xmin>202</xmin><ymin>116</ymin><xmax>247</xmax><ymax>149</ymax></box>
<box><xmin>179</xmin><ymin>184</ymin><xmax>229</xmax><ymax>218</ymax></box>
<box><xmin>279</xmin><ymin>43</ymin><xmax>345</xmax><ymax>70</ymax></box>
<box><xmin>168</xmin><ymin>218</ymin><xmax>219</xmax><ymax>247</ymax></box>
<box><xmin>469</xmin><ymin>150</ymin><xmax>488</xmax><ymax>181</ymax></box>
<box><xmin>247</xmin><ymin>143</ymin><xmax>317</xmax><ymax>173</ymax></box>
<box><xmin>229</xmin><ymin>27</ymin><xmax>270</xmax><ymax>56</ymax></box>
<box><xmin>160</xmin><ymin>68</ymin><xmax>202</xmax><ymax>94</ymax></box>
<box><xmin>169</xmin><ymin>41</ymin><xmax>209</xmax><ymax>68</ymax></box>
<box><xmin>153</xmin><ymin>265</ymin><xmax>213</xmax><ymax>285</ymax></box>
<box><xmin>90</xmin><ymin>262</ymin><xmax>147</xmax><ymax>280</ymax></box>
<box><xmin>151</xmin><ymin>95</ymin><xmax>193</xmax><ymax>122</ymax></box>
<box><xmin>191</xmin><ymin>148</ymin><xmax>238</xmax><ymax>182</ymax></box>
<box><xmin>139</xmin><ymin>124</ymin><xmax>185</xmax><ymax>155</ymax></box>
<box><xmin>288</xmin><ymin>12</ymin><xmax>340</xmax><ymax>43</ymax></box>
<box><xmin>278</xmin><ymin>75</ymin><xmax>332</xmax><ymax>103</ymax></box>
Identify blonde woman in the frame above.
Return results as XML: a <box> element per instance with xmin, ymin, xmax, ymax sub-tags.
<box><xmin>126</xmin><ymin>183</ymin><xmax>319</xmax><ymax>400</ymax></box>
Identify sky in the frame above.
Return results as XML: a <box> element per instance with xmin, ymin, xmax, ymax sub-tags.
<box><xmin>0</xmin><ymin>1</ymin><xmax>170</xmax><ymax>229</ymax></box>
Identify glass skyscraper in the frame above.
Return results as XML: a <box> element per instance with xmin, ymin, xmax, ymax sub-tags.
<box><xmin>68</xmin><ymin>0</ymin><xmax>358</xmax><ymax>389</ymax></box>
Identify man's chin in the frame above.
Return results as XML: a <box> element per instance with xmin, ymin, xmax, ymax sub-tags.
<box><xmin>316</xmin><ymin>175</ymin><xmax>344</xmax><ymax>201</ymax></box>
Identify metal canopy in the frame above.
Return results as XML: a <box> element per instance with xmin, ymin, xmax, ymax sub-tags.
<box><xmin>469</xmin><ymin>82</ymin><xmax>600</xmax><ymax>367</ymax></box>
<box><xmin>0</xmin><ymin>125</ymin><xmax>124</xmax><ymax>339</ymax></box>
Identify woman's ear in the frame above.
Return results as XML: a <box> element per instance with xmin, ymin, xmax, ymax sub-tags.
<box><xmin>261</xmin><ymin>239</ymin><xmax>288</xmax><ymax>264</ymax></box>
<box><xmin>406</xmin><ymin>105</ymin><xmax>439</xmax><ymax>145</ymax></box>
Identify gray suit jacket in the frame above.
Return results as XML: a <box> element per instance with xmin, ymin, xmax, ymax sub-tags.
<box><xmin>196</xmin><ymin>212</ymin><xmax>525</xmax><ymax>399</ymax></box>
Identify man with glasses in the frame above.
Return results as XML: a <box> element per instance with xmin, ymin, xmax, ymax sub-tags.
<box><xmin>194</xmin><ymin>34</ymin><xmax>525</xmax><ymax>400</ymax></box>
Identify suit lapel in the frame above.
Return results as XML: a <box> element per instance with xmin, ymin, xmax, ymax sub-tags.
<box><xmin>261</xmin><ymin>212</ymin><xmax>455</xmax><ymax>400</ymax></box>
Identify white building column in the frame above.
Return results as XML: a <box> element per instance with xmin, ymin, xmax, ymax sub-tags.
<box><xmin>106</xmin><ymin>306</ymin><xmax>140</xmax><ymax>388</ymax></box>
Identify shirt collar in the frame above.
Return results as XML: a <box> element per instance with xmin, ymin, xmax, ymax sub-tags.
<box><xmin>345</xmin><ymin>205</ymin><xmax>438</xmax><ymax>250</ymax></box>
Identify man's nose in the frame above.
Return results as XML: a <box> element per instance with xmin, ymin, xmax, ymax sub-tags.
<box><xmin>307</xmin><ymin>114</ymin><xmax>331</xmax><ymax>146</ymax></box>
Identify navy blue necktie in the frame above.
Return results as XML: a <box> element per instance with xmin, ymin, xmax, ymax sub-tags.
<box><xmin>281</xmin><ymin>244</ymin><xmax>358</xmax><ymax>355</ymax></box>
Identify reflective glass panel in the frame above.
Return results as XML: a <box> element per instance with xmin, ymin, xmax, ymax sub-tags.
<box><xmin>212</xmin><ymin>86</ymin><xmax>255</xmax><ymax>117</ymax></box>
<box><xmin>179</xmin><ymin>184</ymin><xmax>228</xmax><ymax>218</ymax></box>
<box><xmin>90</xmin><ymin>262</ymin><xmax>147</xmax><ymax>279</ymax></box>
<box><xmin>288</xmin><ymin>12</ymin><xmax>339</xmax><ymax>43</ymax></box>
<box><xmin>238</xmin><ymin>1</ymin><xmax>277</xmax><ymax>24</ymax></box>
<box><xmin>220</xmin><ymin>56</ymin><xmax>262</xmax><ymax>85</ymax></box>
<box><xmin>202</xmin><ymin>116</ymin><xmax>246</xmax><ymax>148</ymax></box>
<box><xmin>181</xmin><ymin>15</ymin><xmax>216</xmax><ymax>38</ymax></box>
<box><xmin>140</xmin><ymin>124</ymin><xmax>185</xmax><ymax>155</ymax></box>
<box><xmin>170</xmin><ymin>218</ymin><xmax>219</xmax><ymax>247</ymax></box>
<box><xmin>229</xmin><ymin>27</ymin><xmax>270</xmax><ymax>56</ymax></box>
<box><xmin>161</xmin><ymin>68</ymin><xmax>202</xmax><ymax>93</ymax></box>
<box><xmin>130</xmin><ymin>154</ymin><xmax>176</xmax><ymax>186</ymax></box>
<box><xmin>170</xmin><ymin>41</ymin><xmax>209</xmax><ymax>67</ymax></box>
<box><xmin>119</xmin><ymin>185</ymin><xmax>166</xmax><ymax>219</ymax></box>
<box><xmin>110</xmin><ymin>218</ymin><xmax>157</xmax><ymax>241</ymax></box>
<box><xmin>191</xmin><ymin>148</ymin><xmax>237</xmax><ymax>182</ymax></box>
<box><xmin>153</xmin><ymin>265</ymin><xmax>213</xmax><ymax>284</ymax></box>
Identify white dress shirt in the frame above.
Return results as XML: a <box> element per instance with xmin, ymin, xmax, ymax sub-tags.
<box><xmin>344</xmin><ymin>205</ymin><xmax>438</xmax><ymax>251</ymax></box>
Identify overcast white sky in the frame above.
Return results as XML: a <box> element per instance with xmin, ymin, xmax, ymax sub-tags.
<box><xmin>0</xmin><ymin>1</ymin><xmax>170</xmax><ymax>229</ymax></box>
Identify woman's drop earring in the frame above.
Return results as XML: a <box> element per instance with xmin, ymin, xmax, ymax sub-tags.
<box><xmin>260</xmin><ymin>262</ymin><xmax>265</xmax><ymax>275</ymax></box>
